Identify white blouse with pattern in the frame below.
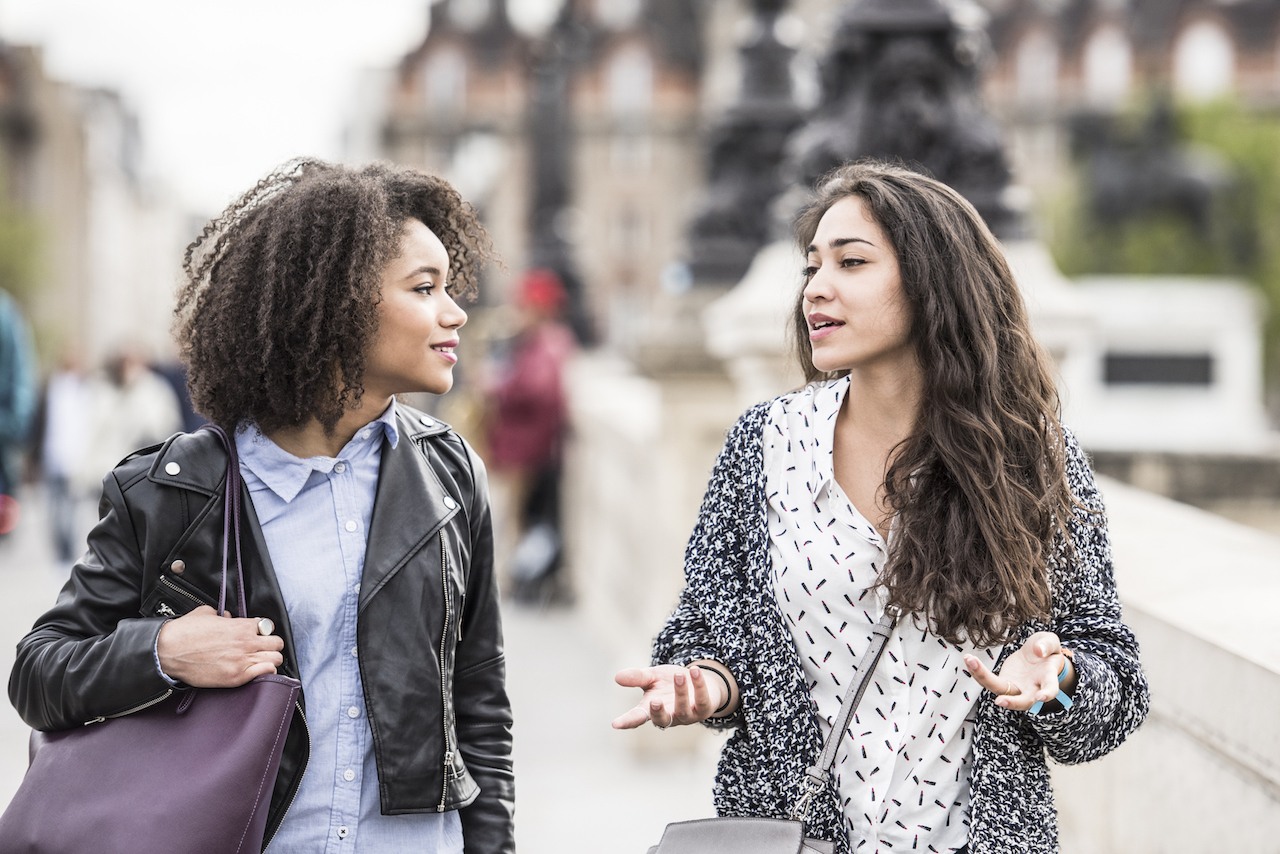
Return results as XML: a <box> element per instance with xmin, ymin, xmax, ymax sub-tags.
<box><xmin>764</xmin><ymin>377</ymin><xmax>1001</xmax><ymax>853</ymax></box>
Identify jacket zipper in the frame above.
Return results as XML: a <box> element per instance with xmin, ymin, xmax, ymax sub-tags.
<box><xmin>84</xmin><ymin>688</ymin><xmax>174</xmax><ymax>725</ymax></box>
<box><xmin>261</xmin><ymin>700</ymin><xmax>310</xmax><ymax>851</ymax></box>
<box><xmin>438</xmin><ymin>532</ymin><xmax>455</xmax><ymax>812</ymax></box>
<box><xmin>158</xmin><ymin>575</ymin><xmax>209</xmax><ymax>610</ymax></box>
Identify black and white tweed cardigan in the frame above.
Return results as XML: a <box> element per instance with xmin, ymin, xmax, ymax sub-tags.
<box><xmin>652</xmin><ymin>397</ymin><xmax>1150</xmax><ymax>854</ymax></box>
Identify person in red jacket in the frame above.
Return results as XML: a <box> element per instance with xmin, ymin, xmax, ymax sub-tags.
<box><xmin>485</xmin><ymin>269</ymin><xmax>576</xmax><ymax>604</ymax></box>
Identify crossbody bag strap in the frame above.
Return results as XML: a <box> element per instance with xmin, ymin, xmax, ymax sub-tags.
<box><xmin>790</xmin><ymin>606</ymin><xmax>900</xmax><ymax>823</ymax></box>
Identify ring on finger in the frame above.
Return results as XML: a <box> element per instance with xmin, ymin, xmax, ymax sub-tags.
<box><xmin>256</xmin><ymin>617</ymin><xmax>275</xmax><ymax>637</ymax></box>
<box><xmin>1002</xmin><ymin>680</ymin><xmax>1018</xmax><ymax>696</ymax></box>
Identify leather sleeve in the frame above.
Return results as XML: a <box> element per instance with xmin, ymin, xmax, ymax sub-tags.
<box><xmin>453</xmin><ymin>441</ymin><xmax>515</xmax><ymax>854</ymax></box>
<box><xmin>8</xmin><ymin>464</ymin><xmax>174</xmax><ymax>731</ymax></box>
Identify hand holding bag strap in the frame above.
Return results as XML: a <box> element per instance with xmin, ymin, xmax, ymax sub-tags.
<box><xmin>200</xmin><ymin>423</ymin><xmax>247</xmax><ymax>618</ymax></box>
<box><xmin>790</xmin><ymin>607</ymin><xmax>900</xmax><ymax>823</ymax></box>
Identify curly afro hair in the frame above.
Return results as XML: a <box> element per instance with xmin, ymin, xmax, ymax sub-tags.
<box><xmin>173</xmin><ymin>158</ymin><xmax>493</xmax><ymax>433</ymax></box>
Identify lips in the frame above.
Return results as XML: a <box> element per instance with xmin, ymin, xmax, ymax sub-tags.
<box><xmin>808</xmin><ymin>313</ymin><xmax>844</xmax><ymax>341</ymax></box>
<box><xmin>431</xmin><ymin>339</ymin><xmax>460</xmax><ymax>364</ymax></box>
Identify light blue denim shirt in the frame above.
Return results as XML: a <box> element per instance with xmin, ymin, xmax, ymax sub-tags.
<box><xmin>237</xmin><ymin>402</ymin><xmax>463</xmax><ymax>854</ymax></box>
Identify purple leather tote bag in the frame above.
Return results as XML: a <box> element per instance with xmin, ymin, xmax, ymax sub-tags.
<box><xmin>0</xmin><ymin>425</ymin><xmax>302</xmax><ymax>853</ymax></box>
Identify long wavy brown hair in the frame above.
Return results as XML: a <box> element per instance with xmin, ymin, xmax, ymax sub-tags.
<box><xmin>174</xmin><ymin>158</ymin><xmax>492</xmax><ymax>433</ymax></box>
<box><xmin>791</xmin><ymin>160</ymin><xmax>1072</xmax><ymax>647</ymax></box>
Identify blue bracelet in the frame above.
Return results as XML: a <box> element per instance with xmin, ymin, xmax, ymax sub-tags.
<box><xmin>1028</xmin><ymin>659</ymin><xmax>1074</xmax><ymax>716</ymax></box>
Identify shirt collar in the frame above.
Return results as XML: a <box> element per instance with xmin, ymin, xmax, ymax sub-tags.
<box><xmin>808</xmin><ymin>376</ymin><xmax>850</xmax><ymax>496</ymax></box>
<box><xmin>237</xmin><ymin>400</ymin><xmax>401</xmax><ymax>504</ymax></box>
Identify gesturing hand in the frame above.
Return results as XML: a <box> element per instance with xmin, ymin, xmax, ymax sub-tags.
<box><xmin>611</xmin><ymin>664</ymin><xmax>724</xmax><ymax>730</ymax></box>
<box><xmin>157</xmin><ymin>605</ymin><xmax>285</xmax><ymax>688</ymax></box>
<box><xmin>964</xmin><ymin>631</ymin><xmax>1076</xmax><ymax>712</ymax></box>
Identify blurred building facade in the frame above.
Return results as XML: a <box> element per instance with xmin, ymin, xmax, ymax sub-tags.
<box><xmin>0</xmin><ymin>42</ymin><xmax>183</xmax><ymax>368</ymax></box>
<box><xmin>981</xmin><ymin>0</ymin><xmax>1280</xmax><ymax>191</ymax></box>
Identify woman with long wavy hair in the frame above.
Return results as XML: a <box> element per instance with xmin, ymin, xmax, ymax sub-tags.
<box><xmin>614</xmin><ymin>160</ymin><xmax>1149</xmax><ymax>853</ymax></box>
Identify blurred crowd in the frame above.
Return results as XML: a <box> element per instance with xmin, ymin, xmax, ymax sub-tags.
<box><xmin>0</xmin><ymin>286</ymin><xmax>199</xmax><ymax>562</ymax></box>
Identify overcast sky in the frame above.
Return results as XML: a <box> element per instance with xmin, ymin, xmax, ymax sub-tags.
<box><xmin>0</xmin><ymin>0</ymin><xmax>554</xmax><ymax>214</ymax></box>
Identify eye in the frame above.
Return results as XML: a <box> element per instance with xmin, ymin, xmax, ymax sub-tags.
<box><xmin>840</xmin><ymin>257</ymin><xmax>866</xmax><ymax>268</ymax></box>
<box><xmin>801</xmin><ymin>264</ymin><xmax>818</xmax><ymax>279</ymax></box>
<box><xmin>413</xmin><ymin>283</ymin><xmax>436</xmax><ymax>295</ymax></box>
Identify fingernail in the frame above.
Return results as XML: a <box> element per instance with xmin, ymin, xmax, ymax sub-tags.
<box><xmin>674</xmin><ymin>672</ymin><xmax>685</xmax><ymax>686</ymax></box>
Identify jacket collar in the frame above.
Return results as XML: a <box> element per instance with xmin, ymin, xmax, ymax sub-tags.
<box><xmin>144</xmin><ymin>408</ymin><xmax>461</xmax><ymax>608</ymax></box>
<box><xmin>360</xmin><ymin>407</ymin><xmax>459</xmax><ymax>604</ymax></box>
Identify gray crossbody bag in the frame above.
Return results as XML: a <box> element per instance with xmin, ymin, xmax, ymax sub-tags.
<box><xmin>646</xmin><ymin>608</ymin><xmax>900</xmax><ymax>854</ymax></box>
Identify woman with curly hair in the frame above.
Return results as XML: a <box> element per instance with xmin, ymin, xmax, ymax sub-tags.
<box><xmin>614</xmin><ymin>160</ymin><xmax>1149</xmax><ymax>853</ymax></box>
<box><xmin>10</xmin><ymin>159</ymin><xmax>514</xmax><ymax>853</ymax></box>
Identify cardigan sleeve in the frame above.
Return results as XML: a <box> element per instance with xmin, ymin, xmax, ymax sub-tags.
<box><xmin>1027</xmin><ymin>429</ymin><xmax>1151</xmax><ymax>763</ymax></box>
<box><xmin>651</xmin><ymin>403</ymin><xmax>772</xmax><ymax>733</ymax></box>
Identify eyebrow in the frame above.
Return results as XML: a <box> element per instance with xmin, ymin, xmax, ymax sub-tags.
<box><xmin>806</xmin><ymin>237</ymin><xmax>876</xmax><ymax>254</ymax></box>
<box><xmin>403</xmin><ymin>265</ymin><xmax>444</xmax><ymax>280</ymax></box>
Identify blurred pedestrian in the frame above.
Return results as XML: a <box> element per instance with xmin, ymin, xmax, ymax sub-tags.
<box><xmin>0</xmin><ymin>287</ymin><xmax>36</xmax><ymax>537</ymax></box>
<box><xmin>32</xmin><ymin>348</ymin><xmax>90</xmax><ymax>562</ymax></box>
<box><xmin>73</xmin><ymin>345</ymin><xmax>183</xmax><ymax>499</ymax></box>
<box><xmin>613</xmin><ymin>161</ymin><xmax>1150</xmax><ymax>854</ymax></box>
<box><xmin>484</xmin><ymin>268</ymin><xmax>575</xmax><ymax>604</ymax></box>
<box><xmin>9</xmin><ymin>159</ymin><xmax>514</xmax><ymax>852</ymax></box>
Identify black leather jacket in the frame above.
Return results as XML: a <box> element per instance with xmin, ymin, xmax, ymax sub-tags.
<box><xmin>8</xmin><ymin>406</ymin><xmax>515</xmax><ymax>853</ymax></box>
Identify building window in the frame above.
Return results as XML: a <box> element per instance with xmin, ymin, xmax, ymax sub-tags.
<box><xmin>423</xmin><ymin>48</ymin><xmax>467</xmax><ymax>116</ymax></box>
<box><xmin>1014</xmin><ymin>28</ymin><xmax>1059</xmax><ymax>105</ymax></box>
<box><xmin>1103</xmin><ymin>353</ymin><xmax>1214</xmax><ymax>386</ymax></box>
<box><xmin>607</xmin><ymin>45</ymin><xmax>653</xmax><ymax>118</ymax></box>
<box><xmin>1173</xmin><ymin>20</ymin><xmax>1234</xmax><ymax>102</ymax></box>
<box><xmin>595</xmin><ymin>0</ymin><xmax>642</xmax><ymax>30</ymax></box>
<box><xmin>1082</xmin><ymin>25</ymin><xmax>1132</xmax><ymax>107</ymax></box>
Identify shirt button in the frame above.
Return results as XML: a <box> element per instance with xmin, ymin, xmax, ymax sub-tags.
<box><xmin>333</xmin><ymin>462</ymin><xmax>346</xmax><ymax>473</ymax></box>
<box><xmin>342</xmin><ymin>769</ymin><xmax>356</xmax><ymax>782</ymax></box>
<box><xmin>347</xmin><ymin>706</ymin><xmax>360</xmax><ymax>719</ymax></box>
<box><xmin>350</xmin><ymin>646</ymin><xmax>359</xmax><ymax>657</ymax></box>
<box><xmin>359</xmin><ymin>429</ymin><xmax>371</xmax><ymax>440</ymax></box>
<box><xmin>337</xmin><ymin>825</ymin><xmax>349</xmax><ymax>838</ymax></box>
<box><xmin>344</xmin><ymin>520</ymin><xmax>358</xmax><ymax>533</ymax></box>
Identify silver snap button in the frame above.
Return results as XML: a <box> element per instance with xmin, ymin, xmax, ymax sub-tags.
<box><xmin>443</xmin><ymin>496</ymin><xmax>456</xmax><ymax>509</ymax></box>
<box><xmin>420</xmin><ymin>416</ymin><xmax>434</xmax><ymax>426</ymax></box>
<box><xmin>164</xmin><ymin>462</ymin><xmax>181</xmax><ymax>476</ymax></box>
<box><xmin>170</xmin><ymin>559</ymin><xmax>186</xmax><ymax>575</ymax></box>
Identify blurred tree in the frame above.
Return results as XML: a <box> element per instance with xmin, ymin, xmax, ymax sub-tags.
<box><xmin>1047</xmin><ymin>98</ymin><xmax>1280</xmax><ymax>401</ymax></box>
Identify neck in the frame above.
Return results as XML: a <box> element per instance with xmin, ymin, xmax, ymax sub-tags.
<box><xmin>841</xmin><ymin>364</ymin><xmax>923</xmax><ymax>445</ymax></box>
<box><xmin>266</xmin><ymin>395</ymin><xmax>394</xmax><ymax>458</ymax></box>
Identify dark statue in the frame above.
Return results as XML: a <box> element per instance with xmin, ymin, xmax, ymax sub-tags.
<box><xmin>1069</xmin><ymin>98</ymin><xmax>1236</xmax><ymax>237</ymax></box>
<box><xmin>686</xmin><ymin>0</ymin><xmax>806</xmax><ymax>286</ymax></box>
<box><xmin>787</xmin><ymin>0</ymin><xmax>1030</xmax><ymax>239</ymax></box>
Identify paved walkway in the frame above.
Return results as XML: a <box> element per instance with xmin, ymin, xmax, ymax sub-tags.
<box><xmin>0</xmin><ymin>491</ymin><xmax>718</xmax><ymax>852</ymax></box>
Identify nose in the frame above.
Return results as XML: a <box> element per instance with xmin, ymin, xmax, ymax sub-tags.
<box><xmin>802</xmin><ymin>267</ymin><xmax>832</xmax><ymax>304</ymax></box>
<box><xmin>443</xmin><ymin>292</ymin><xmax>468</xmax><ymax>329</ymax></box>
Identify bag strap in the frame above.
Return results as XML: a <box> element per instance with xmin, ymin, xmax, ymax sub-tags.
<box><xmin>790</xmin><ymin>606</ymin><xmax>900</xmax><ymax>823</ymax></box>
<box><xmin>198</xmin><ymin>424</ymin><xmax>246</xmax><ymax>618</ymax></box>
